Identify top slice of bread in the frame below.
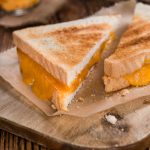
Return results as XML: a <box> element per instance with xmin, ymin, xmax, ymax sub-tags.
<box><xmin>104</xmin><ymin>3</ymin><xmax>150</xmax><ymax>78</ymax></box>
<box><xmin>13</xmin><ymin>16</ymin><xmax>120</xmax><ymax>86</ymax></box>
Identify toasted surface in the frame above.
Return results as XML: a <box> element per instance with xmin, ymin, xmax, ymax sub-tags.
<box><xmin>13</xmin><ymin>16</ymin><xmax>120</xmax><ymax>86</ymax></box>
<box><xmin>104</xmin><ymin>3</ymin><xmax>150</xmax><ymax>78</ymax></box>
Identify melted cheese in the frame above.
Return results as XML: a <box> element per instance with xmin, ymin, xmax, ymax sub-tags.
<box><xmin>124</xmin><ymin>63</ymin><xmax>150</xmax><ymax>86</ymax></box>
<box><xmin>17</xmin><ymin>34</ymin><xmax>114</xmax><ymax>100</ymax></box>
<box><xmin>0</xmin><ymin>0</ymin><xmax>38</xmax><ymax>11</ymax></box>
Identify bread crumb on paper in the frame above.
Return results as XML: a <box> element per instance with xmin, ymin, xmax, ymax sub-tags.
<box><xmin>77</xmin><ymin>97</ymin><xmax>84</xmax><ymax>102</ymax></box>
<box><xmin>120</xmin><ymin>89</ymin><xmax>129</xmax><ymax>96</ymax></box>
<box><xmin>51</xmin><ymin>104</ymin><xmax>57</xmax><ymax>110</ymax></box>
<box><xmin>76</xmin><ymin>106</ymin><xmax>80</xmax><ymax>109</ymax></box>
<box><xmin>91</xmin><ymin>94</ymin><xmax>95</xmax><ymax>97</ymax></box>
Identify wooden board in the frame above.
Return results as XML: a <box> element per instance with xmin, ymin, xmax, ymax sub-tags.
<box><xmin>0</xmin><ymin>77</ymin><xmax>150</xmax><ymax>150</ymax></box>
<box><xmin>0</xmin><ymin>129</ymin><xmax>48</xmax><ymax>150</ymax></box>
<box><xmin>0</xmin><ymin>0</ymin><xmax>150</xmax><ymax>149</ymax></box>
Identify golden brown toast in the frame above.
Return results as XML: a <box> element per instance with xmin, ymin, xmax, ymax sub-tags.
<box><xmin>104</xmin><ymin>3</ymin><xmax>150</xmax><ymax>92</ymax></box>
<box><xmin>13</xmin><ymin>16</ymin><xmax>120</xmax><ymax>110</ymax></box>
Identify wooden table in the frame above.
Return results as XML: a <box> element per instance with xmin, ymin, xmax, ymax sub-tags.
<box><xmin>0</xmin><ymin>0</ymin><xmax>150</xmax><ymax>150</ymax></box>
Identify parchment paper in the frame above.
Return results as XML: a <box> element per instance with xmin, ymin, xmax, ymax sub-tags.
<box><xmin>0</xmin><ymin>0</ymin><xmax>66</xmax><ymax>28</ymax></box>
<box><xmin>1</xmin><ymin>0</ymin><xmax>147</xmax><ymax>118</ymax></box>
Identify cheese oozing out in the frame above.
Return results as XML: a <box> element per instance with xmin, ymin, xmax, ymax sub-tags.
<box><xmin>17</xmin><ymin>34</ymin><xmax>113</xmax><ymax>100</ymax></box>
<box><xmin>0</xmin><ymin>0</ymin><xmax>39</xmax><ymax>12</ymax></box>
<box><xmin>124</xmin><ymin>60</ymin><xmax>150</xmax><ymax>86</ymax></box>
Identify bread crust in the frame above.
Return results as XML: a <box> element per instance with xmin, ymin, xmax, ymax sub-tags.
<box><xmin>103</xmin><ymin>76</ymin><xmax>129</xmax><ymax>92</ymax></box>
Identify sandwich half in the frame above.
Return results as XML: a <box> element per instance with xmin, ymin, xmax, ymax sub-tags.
<box><xmin>13</xmin><ymin>16</ymin><xmax>120</xmax><ymax>110</ymax></box>
<box><xmin>104</xmin><ymin>3</ymin><xmax>150</xmax><ymax>92</ymax></box>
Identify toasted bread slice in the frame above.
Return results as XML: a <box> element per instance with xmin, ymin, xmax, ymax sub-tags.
<box><xmin>104</xmin><ymin>3</ymin><xmax>150</xmax><ymax>92</ymax></box>
<box><xmin>14</xmin><ymin>16</ymin><xmax>120</xmax><ymax>110</ymax></box>
<box><xmin>14</xmin><ymin>16</ymin><xmax>120</xmax><ymax>86</ymax></box>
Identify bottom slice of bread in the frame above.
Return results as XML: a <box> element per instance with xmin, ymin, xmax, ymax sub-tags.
<box><xmin>103</xmin><ymin>76</ymin><xmax>130</xmax><ymax>92</ymax></box>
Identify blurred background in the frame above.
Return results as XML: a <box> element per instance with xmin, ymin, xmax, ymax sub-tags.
<box><xmin>0</xmin><ymin>0</ymin><xmax>149</xmax><ymax>52</ymax></box>
<box><xmin>0</xmin><ymin>0</ymin><xmax>150</xmax><ymax>51</ymax></box>
<box><xmin>0</xmin><ymin>0</ymin><xmax>149</xmax><ymax>51</ymax></box>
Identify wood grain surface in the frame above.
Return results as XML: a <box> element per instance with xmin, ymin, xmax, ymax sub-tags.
<box><xmin>0</xmin><ymin>0</ymin><xmax>150</xmax><ymax>150</ymax></box>
<box><xmin>0</xmin><ymin>130</ymin><xmax>48</xmax><ymax>150</ymax></box>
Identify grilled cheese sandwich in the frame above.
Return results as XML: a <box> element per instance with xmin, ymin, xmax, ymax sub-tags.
<box><xmin>13</xmin><ymin>16</ymin><xmax>119</xmax><ymax>110</ymax></box>
<box><xmin>103</xmin><ymin>3</ymin><xmax>150</xmax><ymax>92</ymax></box>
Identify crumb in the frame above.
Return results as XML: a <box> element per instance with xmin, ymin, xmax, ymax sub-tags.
<box><xmin>75</xmin><ymin>99</ymin><xmax>78</xmax><ymax>102</ymax></box>
<box><xmin>91</xmin><ymin>94</ymin><xmax>95</xmax><ymax>97</ymax></box>
<box><xmin>77</xmin><ymin>97</ymin><xmax>84</xmax><ymax>102</ymax></box>
<box><xmin>95</xmin><ymin>138</ymin><xmax>98</xmax><ymax>140</ymax></box>
<box><xmin>143</xmin><ymin>99</ymin><xmax>150</xmax><ymax>104</ymax></box>
<box><xmin>51</xmin><ymin>104</ymin><xmax>57</xmax><ymax>110</ymax></box>
<box><xmin>76</xmin><ymin>106</ymin><xmax>80</xmax><ymax>109</ymax></box>
<box><xmin>121</xmin><ymin>128</ymin><xmax>124</xmax><ymax>132</ymax></box>
<box><xmin>120</xmin><ymin>89</ymin><xmax>129</xmax><ymax>96</ymax></box>
<box><xmin>105</xmin><ymin>114</ymin><xmax>117</xmax><ymax>125</ymax></box>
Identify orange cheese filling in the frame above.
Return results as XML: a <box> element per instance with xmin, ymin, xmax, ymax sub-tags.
<box><xmin>124</xmin><ymin>62</ymin><xmax>150</xmax><ymax>86</ymax></box>
<box><xmin>0</xmin><ymin>0</ymin><xmax>39</xmax><ymax>12</ymax></box>
<box><xmin>17</xmin><ymin>34</ymin><xmax>114</xmax><ymax>100</ymax></box>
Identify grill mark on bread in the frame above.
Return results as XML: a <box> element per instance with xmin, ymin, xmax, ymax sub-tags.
<box><xmin>108</xmin><ymin>19</ymin><xmax>150</xmax><ymax>59</ymax></box>
<box><xmin>54</xmin><ymin>34</ymin><xmax>102</xmax><ymax>66</ymax></box>
<box><xmin>51</xmin><ymin>33</ymin><xmax>102</xmax><ymax>66</ymax></box>
<box><xmin>125</xmin><ymin>19</ymin><xmax>147</xmax><ymax>33</ymax></box>
<box><xmin>28</xmin><ymin>24</ymin><xmax>110</xmax><ymax>39</ymax></box>
<box><xmin>50</xmin><ymin>24</ymin><xmax>110</xmax><ymax>35</ymax></box>
<box><xmin>118</xmin><ymin>33</ymin><xmax>150</xmax><ymax>49</ymax></box>
<box><xmin>113</xmin><ymin>20</ymin><xmax>150</xmax><ymax>58</ymax></box>
<box><xmin>26</xmin><ymin>24</ymin><xmax>110</xmax><ymax>67</ymax></box>
<box><xmin>49</xmin><ymin>25</ymin><xmax>108</xmax><ymax>66</ymax></box>
<box><xmin>114</xmin><ymin>33</ymin><xmax>150</xmax><ymax>58</ymax></box>
<box><xmin>122</xmin><ymin>22</ymin><xmax>150</xmax><ymax>40</ymax></box>
<box><xmin>117</xmin><ymin>19</ymin><xmax>150</xmax><ymax>47</ymax></box>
